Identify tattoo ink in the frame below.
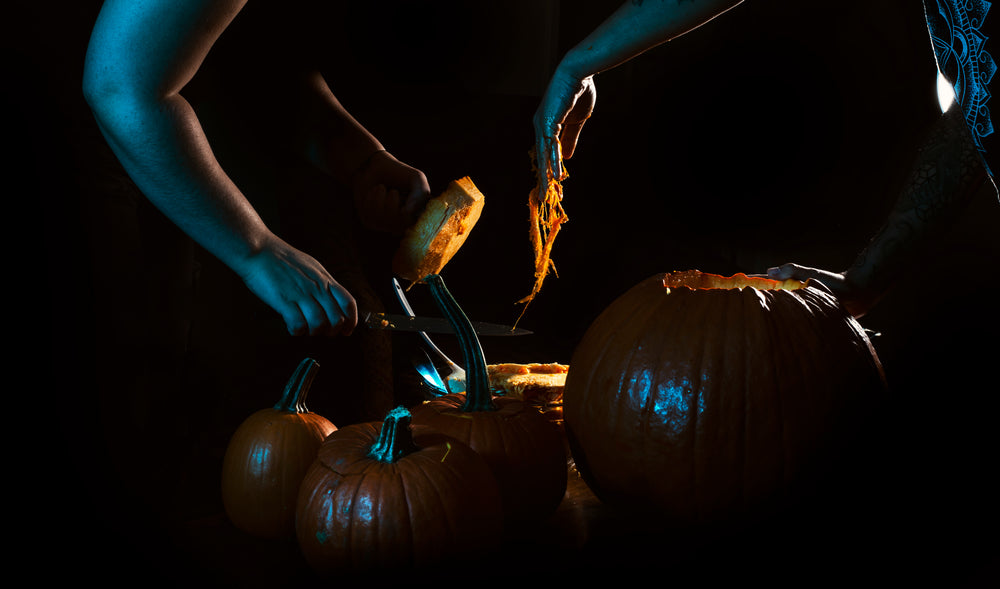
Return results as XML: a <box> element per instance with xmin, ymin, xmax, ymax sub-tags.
<box><xmin>924</xmin><ymin>0</ymin><xmax>995</xmax><ymax>171</ymax></box>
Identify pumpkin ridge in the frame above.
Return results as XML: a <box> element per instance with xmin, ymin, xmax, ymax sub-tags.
<box><xmin>735</xmin><ymin>290</ymin><xmax>753</xmax><ymax>515</ymax></box>
<box><xmin>341</xmin><ymin>469</ymin><xmax>364</xmax><ymax>569</ymax></box>
<box><xmin>365</xmin><ymin>467</ymin><xmax>394</xmax><ymax>569</ymax></box>
<box><xmin>403</xmin><ymin>452</ymin><xmax>461</xmax><ymax>556</ymax></box>
<box><xmin>391</xmin><ymin>464</ymin><xmax>416</xmax><ymax>569</ymax></box>
<box><xmin>756</xmin><ymin>291</ymin><xmax>788</xmax><ymax>504</ymax></box>
<box><xmin>563</xmin><ymin>270</ymin><xmax>887</xmax><ymax>527</ymax></box>
<box><xmin>769</xmin><ymin>287</ymin><xmax>827</xmax><ymax>490</ymax></box>
<box><xmin>647</xmin><ymin>287</ymin><xmax>698</xmax><ymax>510</ymax></box>
<box><xmin>691</xmin><ymin>288</ymin><xmax>727</xmax><ymax>519</ymax></box>
<box><xmin>605</xmin><ymin>307</ymin><xmax>650</xmax><ymax>489</ymax></box>
<box><xmin>354</xmin><ymin>466</ymin><xmax>395</xmax><ymax>569</ymax></box>
<box><xmin>732</xmin><ymin>286</ymin><xmax>752</xmax><ymax>515</ymax></box>
<box><xmin>569</xmin><ymin>278</ymin><xmax>656</xmax><ymax>424</ymax></box>
<box><xmin>220</xmin><ymin>357</ymin><xmax>336</xmax><ymax>539</ymax></box>
<box><xmin>691</xmin><ymin>288</ymin><xmax>727</xmax><ymax>520</ymax></box>
<box><xmin>618</xmin><ymin>290</ymin><xmax>670</xmax><ymax>464</ymax></box>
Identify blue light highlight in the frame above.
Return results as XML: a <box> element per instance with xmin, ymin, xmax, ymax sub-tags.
<box><xmin>249</xmin><ymin>445</ymin><xmax>271</xmax><ymax>477</ymax></box>
<box><xmin>628</xmin><ymin>369</ymin><xmax>707</xmax><ymax>439</ymax></box>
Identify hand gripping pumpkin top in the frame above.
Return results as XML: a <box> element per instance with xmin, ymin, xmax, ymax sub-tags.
<box><xmin>392</xmin><ymin>176</ymin><xmax>485</xmax><ymax>283</ymax></box>
<box><xmin>563</xmin><ymin>270</ymin><xmax>888</xmax><ymax>526</ymax></box>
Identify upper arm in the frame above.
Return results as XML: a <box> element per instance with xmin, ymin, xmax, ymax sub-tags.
<box><xmin>83</xmin><ymin>0</ymin><xmax>246</xmax><ymax>106</ymax></box>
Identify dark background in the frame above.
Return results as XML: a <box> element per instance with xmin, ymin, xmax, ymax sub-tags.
<box><xmin>15</xmin><ymin>0</ymin><xmax>997</xmax><ymax>585</ymax></box>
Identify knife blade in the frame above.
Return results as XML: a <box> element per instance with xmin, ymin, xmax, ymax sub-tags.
<box><xmin>363</xmin><ymin>312</ymin><xmax>531</xmax><ymax>336</ymax></box>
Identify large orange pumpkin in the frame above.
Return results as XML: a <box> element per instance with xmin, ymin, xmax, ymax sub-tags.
<box><xmin>409</xmin><ymin>274</ymin><xmax>567</xmax><ymax>526</ymax></box>
<box><xmin>563</xmin><ymin>270</ymin><xmax>888</xmax><ymax>525</ymax></box>
<box><xmin>220</xmin><ymin>357</ymin><xmax>336</xmax><ymax>538</ymax></box>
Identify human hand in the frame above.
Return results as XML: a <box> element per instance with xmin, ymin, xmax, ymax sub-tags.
<box><xmin>766</xmin><ymin>263</ymin><xmax>875</xmax><ymax>318</ymax></box>
<box><xmin>236</xmin><ymin>234</ymin><xmax>358</xmax><ymax>336</ymax></box>
<box><xmin>352</xmin><ymin>150</ymin><xmax>431</xmax><ymax>234</ymax></box>
<box><xmin>533</xmin><ymin>66</ymin><xmax>597</xmax><ymax>179</ymax></box>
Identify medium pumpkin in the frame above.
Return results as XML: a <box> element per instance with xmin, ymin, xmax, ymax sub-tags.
<box><xmin>294</xmin><ymin>405</ymin><xmax>503</xmax><ymax>577</ymax></box>
<box><xmin>409</xmin><ymin>274</ymin><xmax>567</xmax><ymax>526</ymax></box>
<box><xmin>220</xmin><ymin>357</ymin><xmax>336</xmax><ymax>538</ymax></box>
<box><xmin>563</xmin><ymin>270</ymin><xmax>888</xmax><ymax>525</ymax></box>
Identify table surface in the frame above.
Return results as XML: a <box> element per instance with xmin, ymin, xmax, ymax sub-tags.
<box><xmin>153</xmin><ymin>408</ymin><xmax>995</xmax><ymax>588</ymax></box>
<box><xmin>164</xmin><ymin>455</ymin><xmax>886</xmax><ymax>588</ymax></box>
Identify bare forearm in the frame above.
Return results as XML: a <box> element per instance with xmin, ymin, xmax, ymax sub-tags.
<box><xmin>294</xmin><ymin>72</ymin><xmax>385</xmax><ymax>185</ymax></box>
<box><xmin>82</xmin><ymin>0</ymin><xmax>272</xmax><ymax>274</ymax></box>
<box><xmin>90</xmin><ymin>89</ymin><xmax>272</xmax><ymax>274</ymax></box>
<box><xmin>559</xmin><ymin>0</ymin><xmax>744</xmax><ymax>79</ymax></box>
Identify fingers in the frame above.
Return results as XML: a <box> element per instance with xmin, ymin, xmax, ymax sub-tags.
<box><xmin>279</xmin><ymin>304</ymin><xmax>310</xmax><ymax>337</ymax></box>
<box><xmin>533</xmin><ymin>74</ymin><xmax>596</xmax><ymax>180</ymax></box>
<box><xmin>534</xmin><ymin>114</ymin><xmax>566</xmax><ymax>180</ymax></box>
<box><xmin>326</xmin><ymin>282</ymin><xmax>358</xmax><ymax>336</ymax></box>
<box><xmin>400</xmin><ymin>173</ymin><xmax>431</xmax><ymax>227</ymax></box>
<box><xmin>240</xmin><ymin>237</ymin><xmax>361</xmax><ymax>338</ymax></box>
<box><xmin>766</xmin><ymin>263</ymin><xmax>806</xmax><ymax>280</ymax></box>
<box><xmin>767</xmin><ymin>262</ymin><xmax>831</xmax><ymax>284</ymax></box>
<box><xmin>356</xmin><ymin>183</ymin><xmax>402</xmax><ymax>233</ymax></box>
<box><xmin>550</xmin><ymin>132</ymin><xmax>564</xmax><ymax>180</ymax></box>
<box><xmin>354</xmin><ymin>154</ymin><xmax>431</xmax><ymax>233</ymax></box>
<box><xmin>534</xmin><ymin>132</ymin><xmax>552</xmax><ymax>177</ymax></box>
<box><xmin>282</xmin><ymin>285</ymin><xmax>357</xmax><ymax>337</ymax></box>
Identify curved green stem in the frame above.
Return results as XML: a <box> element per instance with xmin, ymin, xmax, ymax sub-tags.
<box><xmin>273</xmin><ymin>357</ymin><xmax>320</xmax><ymax>413</ymax></box>
<box><xmin>425</xmin><ymin>274</ymin><xmax>495</xmax><ymax>412</ymax></box>
<box><xmin>368</xmin><ymin>406</ymin><xmax>420</xmax><ymax>463</ymax></box>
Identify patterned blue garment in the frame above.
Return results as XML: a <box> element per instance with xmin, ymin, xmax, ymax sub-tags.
<box><xmin>925</xmin><ymin>0</ymin><xmax>995</xmax><ymax>172</ymax></box>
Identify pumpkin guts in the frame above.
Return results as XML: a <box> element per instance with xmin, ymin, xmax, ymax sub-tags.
<box><xmin>518</xmin><ymin>145</ymin><xmax>569</xmax><ymax>324</ymax></box>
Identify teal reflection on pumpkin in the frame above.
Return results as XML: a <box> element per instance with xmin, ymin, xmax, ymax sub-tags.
<box><xmin>629</xmin><ymin>369</ymin><xmax>706</xmax><ymax>439</ymax></box>
<box><xmin>248</xmin><ymin>445</ymin><xmax>271</xmax><ymax>477</ymax></box>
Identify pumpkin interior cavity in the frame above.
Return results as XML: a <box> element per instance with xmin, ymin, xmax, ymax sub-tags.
<box><xmin>662</xmin><ymin>270</ymin><xmax>807</xmax><ymax>291</ymax></box>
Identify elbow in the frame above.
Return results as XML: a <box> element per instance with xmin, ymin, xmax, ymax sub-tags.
<box><xmin>81</xmin><ymin>56</ymin><xmax>123</xmax><ymax>122</ymax></box>
<box><xmin>82</xmin><ymin>52</ymin><xmax>155</xmax><ymax>126</ymax></box>
<box><xmin>82</xmin><ymin>57</ymin><xmax>113</xmax><ymax>122</ymax></box>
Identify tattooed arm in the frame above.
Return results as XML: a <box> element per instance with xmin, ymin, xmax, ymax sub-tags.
<box><xmin>768</xmin><ymin>100</ymin><xmax>994</xmax><ymax>317</ymax></box>
<box><xmin>534</xmin><ymin>0</ymin><xmax>744</xmax><ymax>178</ymax></box>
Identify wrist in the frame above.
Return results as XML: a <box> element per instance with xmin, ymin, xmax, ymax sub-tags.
<box><xmin>226</xmin><ymin>227</ymin><xmax>282</xmax><ymax>280</ymax></box>
<box><xmin>558</xmin><ymin>47</ymin><xmax>597</xmax><ymax>84</ymax></box>
<box><xmin>350</xmin><ymin>147</ymin><xmax>389</xmax><ymax>186</ymax></box>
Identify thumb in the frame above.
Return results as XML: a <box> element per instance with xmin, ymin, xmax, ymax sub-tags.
<box><xmin>767</xmin><ymin>262</ymin><xmax>814</xmax><ymax>281</ymax></box>
<box><xmin>560</xmin><ymin>118</ymin><xmax>588</xmax><ymax>160</ymax></box>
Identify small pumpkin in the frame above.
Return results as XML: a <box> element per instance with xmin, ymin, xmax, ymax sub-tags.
<box><xmin>410</xmin><ymin>274</ymin><xmax>567</xmax><ymax>526</ymax></box>
<box><xmin>294</xmin><ymin>405</ymin><xmax>503</xmax><ymax>577</ymax></box>
<box><xmin>564</xmin><ymin>270</ymin><xmax>888</xmax><ymax>525</ymax></box>
<box><xmin>220</xmin><ymin>357</ymin><xmax>336</xmax><ymax>538</ymax></box>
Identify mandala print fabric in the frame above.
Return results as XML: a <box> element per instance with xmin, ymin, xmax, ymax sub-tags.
<box><xmin>925</xmin><ymin>0</ymin><xmax>996</xmax><ymax>173</ymax></box>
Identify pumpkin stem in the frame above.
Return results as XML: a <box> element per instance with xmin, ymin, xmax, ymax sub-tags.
<box><xmin>368</xmin><ymin>406</ymin><xmax>420</xmax><ymax>463</ymax></box>
<box><xmin>273</xmin><ymin>358</ymin><xmax>320</xmax><ymax>413</ymax></box>
<box><xmin>425</xmin><ymin>274</ymin><xmax>495</xmax><ymax>412</ymax></box>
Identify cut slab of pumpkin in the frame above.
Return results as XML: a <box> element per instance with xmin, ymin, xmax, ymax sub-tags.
<box><xmin>392</xmin><ymin>176</ymin><xmax>485</xmax><ymax>283</ymax></box>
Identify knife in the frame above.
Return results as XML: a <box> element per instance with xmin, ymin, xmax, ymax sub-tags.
<box><xmin>363</xmin><ymin>311</ymin><xmax>531</xmax><ymax>336</ymax></box>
